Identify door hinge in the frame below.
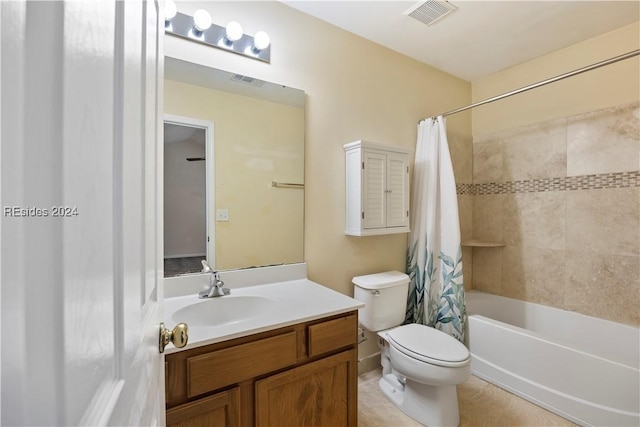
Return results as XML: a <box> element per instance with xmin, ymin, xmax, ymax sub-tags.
<box><xmin>362</xmin><ymin>162</ymin><xmax>365</xmax><ymax>170</ymax></box>
<box><xmin>407</xmin><ymin>166</ymin><xmax>409</xmax><ymax>173</ymax></box>
<box><xmin>362</xmin><ymin>212</ymin><xmax>365</xmax><ymax>219</ymax></box>
<box><xmin>406</xmin><ymin>210</ymin><xmax>409</xmax><ymax>217</ymax></box>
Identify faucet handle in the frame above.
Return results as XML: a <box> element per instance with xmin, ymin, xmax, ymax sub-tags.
<box><xmin>213</xmin><ymin>271</ymin><xmax>224</xmax><ymax>287</ymax></box>
<box><xmin>201</xmin><ymin>259</ymin><xmax>213</xmax><ymax>274</ymax></box>
<box><xmin>198</xmin><ymin>269</ymin><xmax>230</xmax><ymax>298</ymax></box>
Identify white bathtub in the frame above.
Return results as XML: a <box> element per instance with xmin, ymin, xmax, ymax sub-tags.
<box><xmin>466</xmin><ymin>291</ymin><xmax>640</xmax><ymax>427</ymax></box>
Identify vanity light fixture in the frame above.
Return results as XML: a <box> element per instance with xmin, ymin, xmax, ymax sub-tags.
<box><xmin>252</xmin><ymin>31</ymin><xmax>270</xmax><ymax>52</ymax></box>
<box><xmin>192</xmin><ymin>9</ymin><xmax>212</xmax><ymax>34</ymax></box>
<box><xmin>224</xmin><ymin>21</ymin><xmax>243</xmax><ymax>45</ymax></box>
<box><xmin>164</xmin><ymin>0</ymin><xmax>177</xmax><ymax>24</ymax></box>
<box><xmin>164</xmin><ymin>8</ymin><xmax>271</xmax><ymax>63</ymax></box>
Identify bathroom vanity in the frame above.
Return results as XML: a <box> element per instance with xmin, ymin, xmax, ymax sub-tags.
<box><xmin>163</xmin><ymin>268</ymin><xmax>363</xmax><ymax>427</ymax></box>
<box><xmin>165</xmin><ymin>312</ymin><xmax>357</xmax><ymax>426</ymax></box>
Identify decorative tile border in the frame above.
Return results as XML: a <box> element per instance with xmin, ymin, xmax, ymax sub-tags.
<box><xmin>456</xmin><ymin>183</ymin><xmax>475</xmax><ymax>195</ymax></box>
<box><xmin>457</xmin><ymin>171</ymin><xmax>640</xmax><ymax>195</ymax></box>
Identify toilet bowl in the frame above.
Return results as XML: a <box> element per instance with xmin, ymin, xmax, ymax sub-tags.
<box><xmin>378</xmin><ymin>324</ymin><xmax>470</xmax><ymax>427</ymax></box>
<box><xmin>353</xmin><ymin>271</ymin><xmax>470</xmax><ymax>427</ymax></box>
<box><xmin>384</xmin><ymin>323</ymin><xmax>470</xmax><ymax>385</ymax></box>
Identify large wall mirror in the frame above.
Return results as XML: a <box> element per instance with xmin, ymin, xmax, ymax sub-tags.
<box><xmin>164</xmin><ymin>57</ymin><xmax>305</xmax><ymax>276</ymax></box>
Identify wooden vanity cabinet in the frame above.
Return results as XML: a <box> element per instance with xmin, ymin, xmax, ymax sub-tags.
<box><xmin>165</xmin><ymin>311</ymin><xmax>358</xmax><ymax>427</ymax></box>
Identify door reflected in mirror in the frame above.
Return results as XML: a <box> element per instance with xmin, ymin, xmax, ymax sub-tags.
<box><xmin>164</xmin><ymin>119</ymin><xmax>212</xmax><ymax>277</ymax></box>
<box><xmin>164</xmin><ymin>57</ymin><xmax>305</xmax><ymax>276</ymax></box>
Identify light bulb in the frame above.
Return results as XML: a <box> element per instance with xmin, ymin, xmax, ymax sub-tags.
<box><xmin>225</xmin><ymin>21</ymin><xmax>243</xmax><ymax>42</ymax></box>
<box><xmin>253</xmin><ymin>31</ymin><xmax>270</xmax><ymax>51</ymax></box>
<box><xmin>193</xmin><ymin>9</ymin><xmax>212</xmax><ymax>32</ymax></box>
<box><xmin>164</xmin><ymin>0</ymin><xmax>177</xmax><ymax>21</ymax></box>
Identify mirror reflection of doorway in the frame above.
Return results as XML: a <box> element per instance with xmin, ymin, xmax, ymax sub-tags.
<box><xmin>164</xmin><ymin>121</ymin><xmax>209</xmax><ymax>277</ymax></box>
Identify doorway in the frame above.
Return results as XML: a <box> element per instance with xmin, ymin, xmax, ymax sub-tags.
<box><xmin>163</xmin><ymin>115</ymin><xmax>214</xmax><ymax>276</ymax></box>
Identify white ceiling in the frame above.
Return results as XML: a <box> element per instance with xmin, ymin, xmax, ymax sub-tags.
<box><xmin>282</xmin><ymin>1</ymin><xmax>640</xmax><ymax>81</ymax></box>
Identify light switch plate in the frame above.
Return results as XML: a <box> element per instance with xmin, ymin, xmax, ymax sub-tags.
<box><xmin>216</xmin><ymin>209</ymin><xmax>229</xmax><ymax>222</ymax></box>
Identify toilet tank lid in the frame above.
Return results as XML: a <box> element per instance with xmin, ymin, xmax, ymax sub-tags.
<box><xmin>352</xmin><ymin>271</ymin><xmax>409</xmax><ymax>289</ymax></box>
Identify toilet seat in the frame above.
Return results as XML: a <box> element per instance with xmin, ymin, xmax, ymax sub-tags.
<box><xmin>386</xmin><ymin>323</ymin><xmax>470</xmax><ymax>368</ymax></box>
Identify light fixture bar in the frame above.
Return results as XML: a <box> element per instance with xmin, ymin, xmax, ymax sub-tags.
<box><xmin>165</xmin><ymin>12</ymin><xmax>271</xmax><ymax>63</ymax></box>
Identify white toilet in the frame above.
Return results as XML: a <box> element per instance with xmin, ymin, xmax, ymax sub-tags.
<box><xmin>353</xmin><ymin>271</ymin><xmax>470</xmax><ymax>427</ymax></box>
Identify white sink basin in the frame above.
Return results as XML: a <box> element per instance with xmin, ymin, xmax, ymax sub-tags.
<box><xmin>163</xmin><ymin>278</ymin><xmax>365</xmax><ymax>353</ymax></box>
<box><xmin>172</xmin><ymin>295</ymin><xmax>276</xmax><ymax>327</ymax></box>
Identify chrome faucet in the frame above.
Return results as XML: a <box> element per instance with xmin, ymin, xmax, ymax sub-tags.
<box><xmin>199</xmin><ymin>260</ymin><xmax>230</xmax><ymax>298</ymax></box>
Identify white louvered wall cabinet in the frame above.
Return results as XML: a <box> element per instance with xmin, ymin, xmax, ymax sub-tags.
<box><xmin>344</xmin><ymin>141</ymin><xmax>410</xmax><ymax>236</ymax></box>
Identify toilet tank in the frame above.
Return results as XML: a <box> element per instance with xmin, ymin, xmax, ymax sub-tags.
<box><xmin>353</xmin><ymin>271</ymin><xmax>410</xmax><ymax>332</ymax></box>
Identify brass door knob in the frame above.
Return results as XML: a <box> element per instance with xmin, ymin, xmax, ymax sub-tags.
<box><xmin>159</xmin><ymin>322</ymin><xmax>189</xmax><ymax>353</ymax></box>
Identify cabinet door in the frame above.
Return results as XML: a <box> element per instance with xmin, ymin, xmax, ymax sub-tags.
<box><xmin>386</xmin><ymin>152</ymin><xmax>410</xmax><ymax>228</ymax></box>
<box><xmin>166</xmin><ymin>388</ymin><xmax>241</xmax><ymax>427</ymax></box>
<box><xmin>362</xmin><ymin>151</ymin><xmax>387</xmax><ymax>229</ymax></box>
<box><xmin>255</xmin><ymin>350</ymin><xmax>357</xmax><ymax>427</ymax></box>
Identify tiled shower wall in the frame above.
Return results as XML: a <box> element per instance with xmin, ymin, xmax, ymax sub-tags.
<box><xmin>470</xmin><ymin>102</ymin><xmax>639</xmax><ymax>327</ymax></box>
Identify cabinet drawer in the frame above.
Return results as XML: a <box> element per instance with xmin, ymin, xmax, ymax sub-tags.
<box><xmin>187</xmin><ymin>331</ymin><xmax>297</xmax><ymax>397</ymax></box>
<box><xmin>308</xmin><ymin>314</ymin><xmax>357</xmax><ymax>357</ymax></box>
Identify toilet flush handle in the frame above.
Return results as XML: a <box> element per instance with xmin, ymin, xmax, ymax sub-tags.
<box><xmin>372</xmin><ymin>290</ymin><xmax>381</xmax><ymax>296</ymax></box>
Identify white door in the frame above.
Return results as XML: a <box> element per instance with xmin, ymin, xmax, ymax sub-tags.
<box><xmin>1</xmin><ymin>1</ymin><xmax>165</xmax><ymax>425</ymax></box>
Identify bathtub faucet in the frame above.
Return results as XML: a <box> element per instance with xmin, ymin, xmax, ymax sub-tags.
<box><xmin>199</xmin><ymin>260</ymin><xmax>230</xmax><ymax>298</ymax></box>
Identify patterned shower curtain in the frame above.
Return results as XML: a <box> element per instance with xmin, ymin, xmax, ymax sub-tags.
<box><xmin>405</xmin><ymin>116</ymin><xmax>466</xmax><ymax>342</ymax></box>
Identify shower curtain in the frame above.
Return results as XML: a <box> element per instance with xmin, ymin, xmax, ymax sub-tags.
<box><xmin>406</xmin><ymin>116</ymin><xmax>466</xmax><ymax>342</ymax></box>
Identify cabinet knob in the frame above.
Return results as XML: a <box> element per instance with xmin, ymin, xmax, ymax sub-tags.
<box><xmin>159</xmin><ymin>322</ymin><xmax>189</xmax><ymax>353</ymax></box>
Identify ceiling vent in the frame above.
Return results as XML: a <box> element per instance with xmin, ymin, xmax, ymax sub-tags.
<box><xmin>230</xmin><ymin>73</ymin><xmax>265</xmax><ymax>87</ymax></box>
<box><xmin>404</xmin><ymin>0</ymin><xmax>458</xmax><ymax>26</ymax></box>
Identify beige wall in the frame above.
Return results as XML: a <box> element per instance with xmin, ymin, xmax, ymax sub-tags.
<box><xmin>165</xmin><ymin>1</ymin><xmax>472</xmax><ymax>294</ymax></box>
<box><xmin>472</xmin><ymin>22</ymin><xmax>639</xmax><ymax>137</ymax></box>
<box><xmin>470</xmin><ymin>23</ymin><xmax>640</xmax><ymax>326</ymax></box>
<box><xmin>165</xmin><ymin>80</ymin><xmax>304</xmax><ymax>270</ymax></box>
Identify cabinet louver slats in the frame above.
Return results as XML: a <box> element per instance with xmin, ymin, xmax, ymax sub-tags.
<box><xmin>363</xmin><ymin>152</ymin><xmax>386</xmax><ymax>229</ymax></box>
<box><xmin>386</xmin><ymin>154</ymin><xmax>409</xmax><ymax>227</ymax></box>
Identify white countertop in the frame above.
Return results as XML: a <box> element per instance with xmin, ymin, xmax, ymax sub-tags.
<box><xmin>164</xmin><ymin>278</ymin><xmax>364</xmax><ymax>354</ymax></box>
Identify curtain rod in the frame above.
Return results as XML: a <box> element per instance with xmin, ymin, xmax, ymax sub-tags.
<box><xmin>423</xmin><ymin>49</ymin><xmax>640</xmax><ymax>122</ymax></box>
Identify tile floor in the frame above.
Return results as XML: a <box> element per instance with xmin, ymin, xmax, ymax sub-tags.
<box><xmin>358</xmin><ymin>370</ymin><xmax>576</xmax><ymax>427</ymax></box>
